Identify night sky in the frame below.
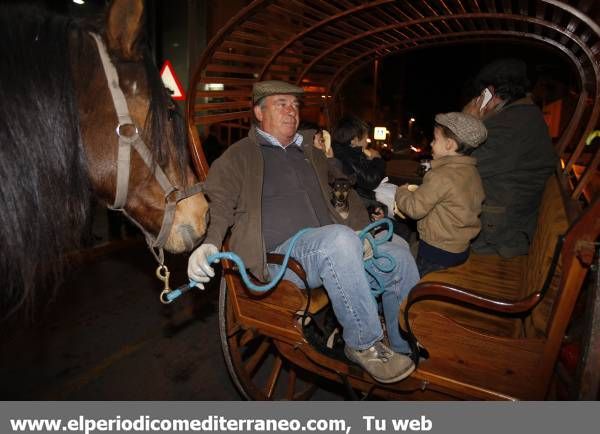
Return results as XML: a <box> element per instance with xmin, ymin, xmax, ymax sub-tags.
<box><xmin>340</xmin><ymin>40</ymin><xmax>574</xmax><ymax>145</ymax></box>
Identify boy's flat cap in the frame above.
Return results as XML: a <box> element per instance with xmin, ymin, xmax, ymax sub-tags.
<box><xmin>435</xmin><ymin>112</ymin><xmax>487</xmax><ymax>148</ymax></box>
<box><xmin>252</xmin><ymin>80</ymin><xmax>304</xmax><ymax>104</ymax></box>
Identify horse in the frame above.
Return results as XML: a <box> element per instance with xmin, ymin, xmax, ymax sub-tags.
<box><xmin>0</xmin><ymin>0</ymin><xmax>209</xmax><ymax>314</ymax></box>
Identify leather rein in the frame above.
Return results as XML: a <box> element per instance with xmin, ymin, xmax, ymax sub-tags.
<box><xmin>90</xmin><ymin>33</ymin><xmax>203</xmax><ymax>266</ymax></box>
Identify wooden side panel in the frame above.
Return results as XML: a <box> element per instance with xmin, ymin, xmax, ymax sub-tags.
<box><xmin>412</xmin><ymin>312</ymin><xmax>547</xmax><ymax>400</ymax></box>
<box><xmin>225</xmin><ymin>269</ymin><xmax>307</xmax><ymax>344</ymax></box>
<box><xmin>274</xmin><ymin>341</ymin><xmax>481</xmax><ymax>400</ymax></box>
<box><xmin>525</xmin><ymin>177</ymin><xmax>569</xmax><ymax>336</ymax></box>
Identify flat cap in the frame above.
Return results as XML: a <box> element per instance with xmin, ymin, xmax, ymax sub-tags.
<box><xmin>435</xmin><ymin>112</ymin><xmax>487</xmax><ymax>148</ymax></box>
<box><xmin>252</xmin><ymin>80</ymin><xmax>304</xmax><ymax>104</ymax></box>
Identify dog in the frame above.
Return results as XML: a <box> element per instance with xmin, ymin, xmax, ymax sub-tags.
<box><xmin>329</xmin><ymin>175</ymin><xmax>355</xmax><ymax>220</ymax></box>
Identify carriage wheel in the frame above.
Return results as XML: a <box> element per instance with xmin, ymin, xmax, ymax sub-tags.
<box><xmin>219</xmin><ymin>278</ymin><xmax>321</xmax><ymax>400</ymax></box>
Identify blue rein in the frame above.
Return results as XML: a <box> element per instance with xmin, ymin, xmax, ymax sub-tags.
<box><xmin>166</xmin><ymin>219</ymin><xmax>395</xmax><ymax>303</ymax></box>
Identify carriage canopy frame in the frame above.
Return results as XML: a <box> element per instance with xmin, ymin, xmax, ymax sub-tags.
<box><xmin>187</xmin><ymin>0</ymin><xmax>599</xmax><ymax>205</ymax></box>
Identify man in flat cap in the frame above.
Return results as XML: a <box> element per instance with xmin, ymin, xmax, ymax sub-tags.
<box><xmin>188</xmin><ymin>80</ymin><xmax>419</xmax><ymax>384</ymax></box>
<box><xmin>395</xmin><ymin>112</ymin><xmax>486</xmax><ymax>276</ymax></box>
<box><xmin>464</xmin><ymin>58</ymin><xmax>557</xmax><ymax>258</ymax></box>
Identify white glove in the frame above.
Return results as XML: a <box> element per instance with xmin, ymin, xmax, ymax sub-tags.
<box><xmin>187</xmin><ymin>243</ymin><xmax>219</xmax><ymax>289</ymax></box>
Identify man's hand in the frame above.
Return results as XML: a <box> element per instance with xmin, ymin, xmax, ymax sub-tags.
<box><xmin>463</xmin><ymin>95</ymin><xmax>484</xmax><ymax>118</ymax></box>
<box><xmin>187</xmin><ymin>243</ymin><xmax>219</xmax><ymax>289</ymax></box>
<box><xmin>369</xmin><ymin>205</ymin><xmax>385</xmax><ymax>222</ymax></box>
<box><xmin>313</xmin><ymin>130</ymin><xmax>334</xmax><ymax>158</ymax></box>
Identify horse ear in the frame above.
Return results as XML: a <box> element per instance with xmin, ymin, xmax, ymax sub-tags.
<box><xmin>106</xmin><ymin>0</ymin><xmax>145</xmax><ymax>60</ymax></box>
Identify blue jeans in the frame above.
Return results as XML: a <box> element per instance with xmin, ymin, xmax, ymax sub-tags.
<box><xmin>268</xmin><ymin>224</ymin><xmax>419</xmax><ymax>353</ymax></box>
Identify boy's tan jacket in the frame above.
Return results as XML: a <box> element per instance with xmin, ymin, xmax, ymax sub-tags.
<box><xmin>395</xmin><ymin>155</ymin><xmax>484</xmax><ymax>253</ymax></box>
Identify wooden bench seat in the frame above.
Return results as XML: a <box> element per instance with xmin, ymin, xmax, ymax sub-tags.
<box><xmin>400</xmin><ymin>174</ymin><xmax>600</xmax><ymax>399</ymax></box>
<box><xmin>219</xmin><ymin>174</ymin><xmax>597</xmax><ymax>400</ymax></box>
<box><xmin>415</xmin><ymin>254</ymin><xmax>527</xmax><ymax>337</ymax></box>
<box><xmin>402</xmin><ymin>177</ymin><xmax>567</xmax><ymax>342</ymax></box>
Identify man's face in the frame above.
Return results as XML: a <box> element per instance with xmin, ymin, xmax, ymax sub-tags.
<box><xmin>254</xmin><ymin>94</ymin><xmax>300</xmax><ymax>145</ymax></box>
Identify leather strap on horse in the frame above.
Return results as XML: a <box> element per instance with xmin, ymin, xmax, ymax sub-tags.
<box><xmin>89</xmin><ymin>33</ymin><xmax>203</xmax><ymax>258</ymax></box>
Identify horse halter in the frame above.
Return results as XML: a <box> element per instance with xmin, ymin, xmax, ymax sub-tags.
<box><xmin>90</xmin><ymin>33</ymin><xmax>203</xmax><ymax>264</ymax></box>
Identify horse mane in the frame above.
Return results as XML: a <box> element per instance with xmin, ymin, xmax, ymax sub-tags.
<box><xmin>0</xmin><ymin>4</ymin><xmax>189</xmax><ymax>315</ymax></box>
<box><xmin>142</xmin><ymin>52</ymin><xmax>190</xmax><ymax>180</ymax></box>
<box><xmin>0</xmin><ymin>5</ymin><xmax>88</xmax><ymax>315</ymax></box>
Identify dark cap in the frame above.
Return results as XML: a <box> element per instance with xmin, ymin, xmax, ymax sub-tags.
<box><xmin>475</xmin><ymin>58</ymin><xmax>529</xmax><ymax>98</ymax></box>
<box><xmin>435</xmin><ymin>112</ymin><xmax>487</xmax><ymax>148</ymax></box>
<box><xmin>252</xmin><ymin>80</ymin><xmax>304</xmax><ymax>104</ymax></box>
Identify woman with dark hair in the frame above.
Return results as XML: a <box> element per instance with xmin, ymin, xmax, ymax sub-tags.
<box><xmin>332</xmin><ymin>116</ymin><xmax>386</xmax><ymax>213</ymax></box>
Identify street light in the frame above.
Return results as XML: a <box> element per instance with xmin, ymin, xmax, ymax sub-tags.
<box><xmin>408</xmin><ymin>117</ymin><xmax>416</xmax><ymax>137</ymax></box>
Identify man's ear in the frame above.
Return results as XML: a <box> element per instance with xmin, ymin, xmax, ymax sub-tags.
<box><xmin>253</xmin><ymin>105</ymin><xmax>263</xmax><ymax>123</ymax></box>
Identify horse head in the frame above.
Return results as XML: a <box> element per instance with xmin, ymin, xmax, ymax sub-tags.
<box><xmin>0</xmin><ymin>0</ymin><xmax>208</xmax><ymax>312</ymax></box>
<box><xmin>77</xmin><ymin>0</ymin><xmax>208</xmax><ymax>254</ymax></box>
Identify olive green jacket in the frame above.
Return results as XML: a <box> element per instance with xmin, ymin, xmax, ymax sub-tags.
<box><xmin>203</xmin><ymin>127</ymin><xmax>370</xmax><ymax>281</ymax></box>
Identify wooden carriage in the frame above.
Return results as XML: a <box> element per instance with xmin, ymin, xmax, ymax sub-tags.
<box><xmin>186</xmin><ymin>0</ymin><xmax>599</xmax><ymax>400</ymax></box>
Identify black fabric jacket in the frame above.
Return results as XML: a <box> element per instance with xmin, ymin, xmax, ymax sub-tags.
<box><xmin>332</xmin><ymin>142</ymin><xmax>386</xmax><ymax>202</ymax></box>
<box><xmin>472</xmin><ymin>96</ymin><xmax>557</xmax><ymax>257</ymax></box>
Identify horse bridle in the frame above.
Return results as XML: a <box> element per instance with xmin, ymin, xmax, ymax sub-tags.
<box><xmin>90</xmin><ymin>33</ymin><xmax>204</xmax><ymax>265</ymax></box>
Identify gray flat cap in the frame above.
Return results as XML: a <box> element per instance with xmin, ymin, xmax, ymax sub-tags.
<box><xmin>252</xmin><ymin>80</ymin><xmax>304</xmax><ymax>104</ymax></box>
<box><xmin>435</xmin><ymin>112</ymin><xmax>488</xmax><ymax>148</ymax></box>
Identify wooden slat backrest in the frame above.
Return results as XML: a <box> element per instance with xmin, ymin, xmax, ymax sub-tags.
<box><xmin>523</xmin><ymin>176</ymin><xmax>569</xmax><ymax>337</ymax></box>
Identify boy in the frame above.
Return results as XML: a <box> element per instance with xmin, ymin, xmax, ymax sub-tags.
<box><xmin>395</xmin><ymin>112</ymin><xmax>486</xmax><ymax>276</ymax></box>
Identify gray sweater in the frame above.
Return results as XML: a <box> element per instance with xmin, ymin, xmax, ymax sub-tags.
<box><xmin>203</xmin><ymin>127</ymin><xmax>370</xmax><ymax>280</ymax></box>
<box><xmin>260</xmin><ymin>140</ymin><xmax>333</xmax><ymax>252</ymax></box>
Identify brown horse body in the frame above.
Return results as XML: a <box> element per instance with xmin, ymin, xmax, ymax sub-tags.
<box><xmin>0</xmin><ymin>0</ymin><xmax>208</xmax><ymax>312</ymax></box>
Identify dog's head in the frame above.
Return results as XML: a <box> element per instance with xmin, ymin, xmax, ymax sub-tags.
<box><xmin>329</xmin><ymin>176</ymin><xmax>355</xmax><ymax>205</ymax></box>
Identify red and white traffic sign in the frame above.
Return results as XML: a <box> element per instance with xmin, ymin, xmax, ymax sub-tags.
<box><xmin>160</xmin><ymin>60</ymin><xmax>186</xmax><ymax>101</ymax></box>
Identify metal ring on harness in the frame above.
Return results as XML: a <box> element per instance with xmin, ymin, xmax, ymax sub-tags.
<box><xmin>90</xmin><ymin>32</ymin><xmax>205</xmax><ymax>255</ymax></box>
<box><xmin>115</xmin><ymin>123</ymin><xmax>139</xmax><ymax>137</ymax></box>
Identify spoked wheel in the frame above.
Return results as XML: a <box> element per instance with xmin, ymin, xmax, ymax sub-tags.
<box><xmin>219</xmin><ymin>278</ymin><xmax>322</xmax><ymax>400</ymax></box>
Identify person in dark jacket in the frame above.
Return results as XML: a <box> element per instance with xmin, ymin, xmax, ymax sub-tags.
<box><xmin>332</xmin><ymin>116</ymin><xmax>386</xmax><ymax>209</ymax></box>
<box><xmin>464</xmin><ymin>58</ymin><xmax>557</xmax><ymax>258</ymax></box>
<box><xmin>188</xmin><ymin>81</ymin><xmax>419</xmax><ymax>384</ymax></box>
